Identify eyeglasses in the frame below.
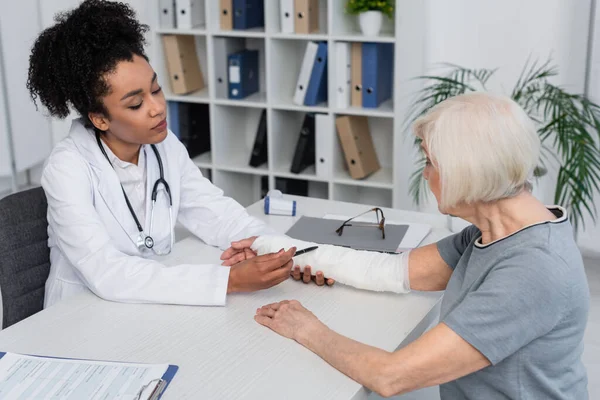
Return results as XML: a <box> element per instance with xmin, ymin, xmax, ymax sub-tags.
<box><xmin>335</xmin><ymin>207</ymin><xmax>386</xmax><ymax>239</ymax></box>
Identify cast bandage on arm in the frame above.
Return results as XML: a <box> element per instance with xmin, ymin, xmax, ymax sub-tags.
<box><xmin>251</xmin><ymin>235</ymin><xmax>410</xmax><ymax>293</ymax></box>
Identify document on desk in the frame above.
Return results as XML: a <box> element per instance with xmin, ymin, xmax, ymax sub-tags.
<box><xmin>0</xmin><ymin>352</ymin><xmax>172</xmax><ymax>400</ymax></box>
<box><xmin>285</xmin><ymin>214</ymin><xmax>431</xmax><ymax>253</ymax></box>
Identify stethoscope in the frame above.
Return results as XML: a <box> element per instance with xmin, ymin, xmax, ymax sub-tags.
<box><xmin>96</xmin><ymin>133</ymin><xmax>174</xmax><ymax>255</ymax></box>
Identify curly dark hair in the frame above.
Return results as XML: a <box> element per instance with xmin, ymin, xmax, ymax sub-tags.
<box><xmin>27</xmin><ymin>0</ymin><xmax>149</xmax><ymax>121</ymax></box>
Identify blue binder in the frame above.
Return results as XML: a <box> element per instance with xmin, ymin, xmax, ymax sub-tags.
<box><xmin>168</xmin><ymin>101</ymin><xmax>180</xmax><ymax>138</ymax></box>
<box><xmin>361</xmin><ymin>43</ymin><xmax>394</xmax><ymax>108</ymax></box>
<box><xmin>228</xmin><ymin>49</ymin><xmax>260</xmax><ymax>99</ymax></box>
<box><xmin>304</xmin><ymin>42</ymin><xmax>328</xmax><ymax>106</ymax></box>
<box><xmin>233</xmin><ymin>0</ymin><xmax>264</xmax><ymax>30</ymax></box>
<box><xmin>0</xmin><ymin>352</ymin><xmax>178</xmax><ymax>400</ymax></box>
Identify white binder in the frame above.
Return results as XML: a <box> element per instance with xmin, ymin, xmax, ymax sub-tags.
<box><xmin>213</xmin><ymin>37</ymin><xmax>245</xmax><ymax>98</ymax></box>
<box><xmin>335</xmin><ymin>42</ymin><xmax>351</xmax><ymax>109</ymax></box>
<box><xmin>159</xmin><ymin>0</ymin><xmax>176</xmax><ymax>29</ymax></box>
<box><xmin>315</xmin><ymin>114</ymin><xmax>333</xmax><ymax>178</ymax></box>
<box><xmin>280</xmin><ymin>0</ymin><xmax>295</xmax><ymax>33</ymax></box>
<box><xmin>175</xmin><ymin>0</ymin><xmax>205</xmax><ymax>30</ymax></box>
<box><xmin>293</xmin><ymin>41</ymin><xmax>318</xmax><ymax>105</ymax></box>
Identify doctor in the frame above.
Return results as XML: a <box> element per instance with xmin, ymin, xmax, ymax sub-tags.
<box><xmin>26</xmin><ymin>0</ymin><xmax>317</xmax><ymax>308</ymax></box>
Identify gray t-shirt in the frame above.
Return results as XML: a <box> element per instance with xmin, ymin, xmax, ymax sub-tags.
<box><xmin>437</xmin><ymin>207</ymin><xmax>589</xmax><ymax>399</ymax></box>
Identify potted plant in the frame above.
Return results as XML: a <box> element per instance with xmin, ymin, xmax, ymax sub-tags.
<box><xmin>346</xmin><ymin>0</ymin><xmax>394</xmax><ymax>36</ymax></box>
<box><xmin>407</xmin><ymin>59</ymin><xmax>600</xmax><ymax>231</ymax></box>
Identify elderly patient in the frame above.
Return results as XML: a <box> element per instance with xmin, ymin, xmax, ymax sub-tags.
<box><xmin>254</xmin><ymin>93</ymin><xmax>590</xmax><ymax>399</ymax></box>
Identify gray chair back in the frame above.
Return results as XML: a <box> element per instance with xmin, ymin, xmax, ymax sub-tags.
<box><xmin>0</xmin><ymin>187</ymin><xmax>50</xmax><ymax>328</ymax></box>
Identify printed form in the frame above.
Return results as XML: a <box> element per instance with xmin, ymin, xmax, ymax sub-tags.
<box><xmin>0</xmin><ymin>352</ymin><xmax>168</xmax><ymax>400</ymax></box>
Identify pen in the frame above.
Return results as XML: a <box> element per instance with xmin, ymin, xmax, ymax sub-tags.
<box><xmin>294</xmin><ymin>246</ymin><xmax>319</xmax><ymax>256</ymax></box>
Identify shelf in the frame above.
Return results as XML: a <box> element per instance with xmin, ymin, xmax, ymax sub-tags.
<box><xmin>212</xmin><ymin>171</ymin><xmax>266</xmax><ymax>207</ymax></box>
<box><xmin>271</xmin><ymin>102</ymin><xmax>329</xmax><ymax>113</ymax></box>
<box><xmin>165</xmin><ymin>87</ymin><xmax>210</xmax><ymax>104</ymax></box>
<box><xmin>155</xmin><ymin>27</ymin><xmax>207</xmax><ymax>36</ymax></box>
<box><xmin>331</xmin><ymin>34</ymin><xmax>396</xmax><ymax>43</ymax></box>
<box><xmin>214</xmin><ymin>92</ymin><xmax>267</xmax><ymax>108</ymax></box>
<box><xmin>273</xmin><ymin>165</ymin><xmax>328</xmax><ymax>182</ymax></box>
<box><xmin>334</xmin><ymin>168</ymin><xmax>394</xmax><ymax>189</ymax></box>
<box><xmin>214</xmin><ymin>146</ymin><xmax>267</xmax><ymax>174</ymax></box>
<box><xmin>192</xmin><ymin>152</ymin><xmax>212</xmax><ymax>168</ymax></box>
<box><xmin>214</xmin><ymin>164</ymin><xmax>268</xmax><ymax>175</ymax></box>
<box><xmin>270</xmin><ymin>32</ymin><xmax>329</xmax><ymax>41</ymax></box>
<box><xmin>334</xmin><ymin>99</ymin><xmax>394</xmax><ymax>118</ymax></box>
<box><xmin>213</xmin><ymin>27</ymin><xmax>266</xmax><ymax>38</ymax></box>
<box><xmin>332</xmin><ymin>183</ymin><xmax>393</xmax><ymax>208</ymax></box>
<box><xmin>150</xmin><ymin>0</ymin><xmax>408</xmax><ymax>210</ymax></box>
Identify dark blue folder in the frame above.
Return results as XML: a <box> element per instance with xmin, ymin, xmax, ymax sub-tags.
<box><xmin>167</xmin><ymin>101</ymin><xmax>180</xmax><ymax>138</ymax></box>
<box><xmin>0</xmin><ymin>352</ymin><xmax>178</xmax><ymax>400</ymax></box>
<box><xmin>233</xmin><ymin>0</ymin><xmax>264</xmax><ymax>30</ymax></box>
<box><xmin>362</xmin><ymin>43</ymin><xmax>394</xmax><ymax>108</ymax></box>
<box><xmin>304</xmin><ymin>42</ymin><xmax>328</xmax><ymax>106</ymax></box>
<box><xmin>228</xmin><ymin>49</ymin><xmax>260</xmax><ymax>99</ymax></box>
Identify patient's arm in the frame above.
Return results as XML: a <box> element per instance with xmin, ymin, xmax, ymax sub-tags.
<box><xmin>408</xmin><ymin>244</ymin><xmax>452</xmax><ymax>291</ymax></box>
<box><xmin>252</xmin><ymin>235</ymin><xmax>410</xmax><ymax>293</ymax></box>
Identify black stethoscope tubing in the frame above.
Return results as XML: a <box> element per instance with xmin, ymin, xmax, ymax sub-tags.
<box><xmin>95</xmin><ymin>133</ymin><xmax>173</xmax><ymax>248</ymax></box>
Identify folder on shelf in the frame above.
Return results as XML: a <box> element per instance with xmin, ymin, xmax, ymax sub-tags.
<box><xmin>220</xmin><ymin>0</ymin><xmax>233</xmax><ymax>30</ymax></box>
<box><xmin>175</xmin><ymin>0</ymin><xmax>205</xmax><ymax>30</ymax></box>
<box><xmin>294</xmin><ymin>0</ymin><xmax>319</xmax><ymax>34</ymax></box>
<box><xmin>168</xmin><ymin>101</ymin><xmax>180</xmax><ymax>138</ymax></box>
<box><xmin>174</xmin><ymin>103</ymin><xmax>211</xmax><ymax>158</ymax></box>
<box><xmin>232</xmin><ymin>0</ymin><xmax>265</xmax><ymax>30</ymax></box>
<box><xmin>261</xmin><ymin>175</ymin><xmax>270</xmax><ymax>198</ymax></box>
<box><xmin>362</xmin><ymin>42</ymin><xmax>394</xmax><ymax>108</ymax></box>
<box><xmin>159</xmin><ymin>0</ymin><xmax>176</xmax><ymax>29</ymax></box>
<box><xmin>336</xmin><ymin>115</ymin><xmax>380</xmax><ymax>179</ymax></box>
<box><xmin>213</xmin><ymin>38</ymin><xmax>245</xmax><ymax>98</ymax></box>
<box><xmin>280</xmin><ymin>0</ymin><xmax>295</xmax><ymax>33</ymax></box>
<box><xmin>304</xmin><ymin>42</ymin><xmax>328</xmax><ymax>106</ymax></box>
<box><xmin>182</xmin><ymin>103</ymin><xmax>211</xmax><ymax>158</ymax></box>
<box><xmin>228</xmin><ymin>49</ymin><xmax>260</xmax><ymax>99</ymax></box>
<box><xmin>293</xmin><ymin>41</ymin><xmax>318</xmax><ymax>105</ymax></box>
<box><xmin>249</xmin><ymin>109</ymin><xmax>268</xmax><ymax>167</ymax></box>
<box><xmin>335</xmin><ymin>42</ymin><xmax>351</xmax><ymax>109</ymax></box>
<box><xmin>315</xmin><ymin>113</ymin><xmax>333</xmax><ymax>179</ymax></box>
<box><xmin>0</xmin><ymin>352</ymin><xmax>178</xmax><ymax>400</ymax></box>
<box><xmin>276</xmin><ymin>177</ymin><xmax>309</xmax><ymax>196</ymax></box>
<box><xmin>291</xmin><ymin>113</ymin><xmax>316</xmax><ymax>174</ymax></box>
<box><xmin>162</xmin><ymin>35</ymin><xmax>205</xmax><ymax>95</ymax></box>
<box><xmin>351</xmin><ymin>42</ymin><xmax>362</xmax><ymax>107</ymax></box>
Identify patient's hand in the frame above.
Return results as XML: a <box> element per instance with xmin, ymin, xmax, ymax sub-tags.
<box><xmin>292</xmin><ymin>265</ymin><xmax>335</xmax><ymax>287</ymax></box>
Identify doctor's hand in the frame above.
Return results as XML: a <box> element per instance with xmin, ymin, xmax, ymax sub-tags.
<box><xmin>227</xmin><ymin>247</ymin><xmax>296</xmax><ymax>293</ymax></box>
<box><xmin>220</xmin><ymin>236</ymin><xmax>258</xmax><ymax>266</ymax></box>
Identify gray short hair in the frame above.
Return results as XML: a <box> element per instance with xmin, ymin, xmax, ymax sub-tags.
<box><xmin>413</xmin><ymin>92</ymin><xmax>540</xmax><ymax>208</ymax></box>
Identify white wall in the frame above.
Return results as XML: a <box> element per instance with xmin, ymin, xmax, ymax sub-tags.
<box><xmin>0</xmin><ymin>0</ymin><xmax>53</xmax><ymax>193</ymax></box>
<box><xmin>581</xmin><ymin>1</ymin><xmax>600</xmax><ymax>254</ymax></box>
<box><xmin>416</xmin><ymin>0</ymin><xmax>598</xmax><ymax>254</ymax></box>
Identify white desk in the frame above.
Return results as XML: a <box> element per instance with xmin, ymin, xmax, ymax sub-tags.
<box><xmin>0</xmin><ymin>196</ymin><xmax>450</xmax><ymax>399</ymax></box>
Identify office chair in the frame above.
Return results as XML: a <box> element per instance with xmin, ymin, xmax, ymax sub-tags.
<box><xmin>0</xmin><ymin>187</ymin><xmax>50</xmax><ymax>328</ymax></box>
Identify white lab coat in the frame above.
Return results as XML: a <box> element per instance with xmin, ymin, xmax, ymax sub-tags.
<box><xmin>41</xmin><ymin>118</ymin><xmax>275</xmax><ymax>308</ymax></box>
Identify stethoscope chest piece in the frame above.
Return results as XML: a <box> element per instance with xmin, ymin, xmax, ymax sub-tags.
<box><xmin>144</xmin><ymin>236</ymin><xmax>154</xmax><ymax>249</ymax></box>
<box><xmin>136</xmin><ymin>233</ymin><xmax>155</xmax><ymax>250</ymax></box>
